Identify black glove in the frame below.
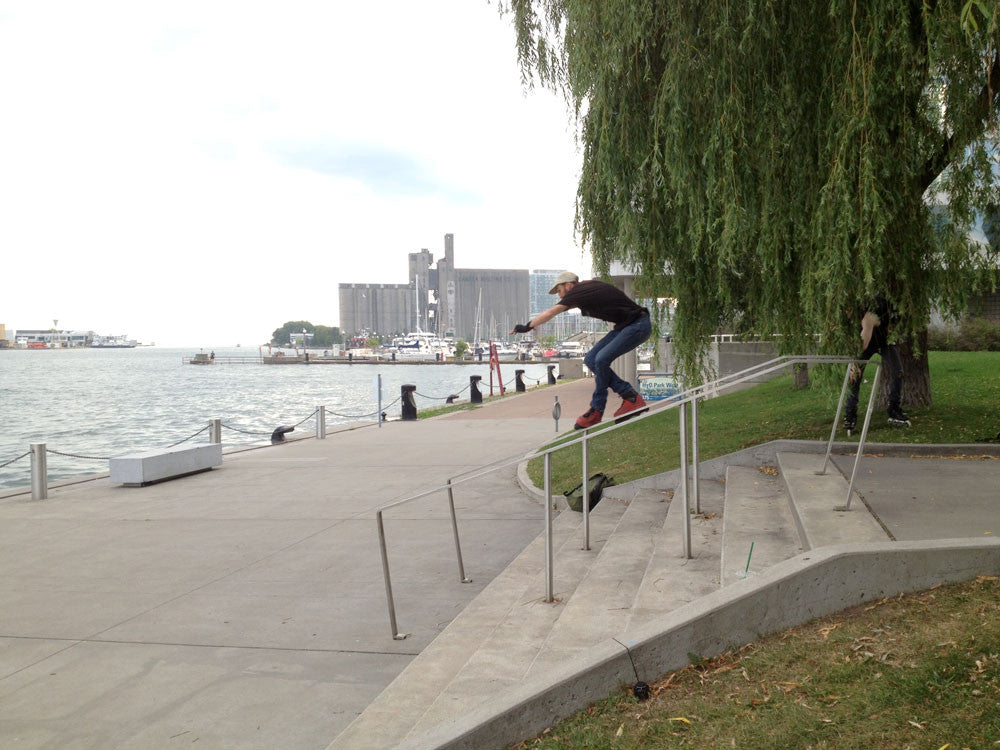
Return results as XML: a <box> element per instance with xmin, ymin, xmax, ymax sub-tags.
<box><xmin>512</xmin><ymin>323</ymin><xmax>532</xmax><ymax>333</ymax></box>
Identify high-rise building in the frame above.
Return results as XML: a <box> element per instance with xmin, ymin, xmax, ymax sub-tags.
<box><xmin>530</xmin><ymin>269</ymin><xmax>563</xmax><ymax>318</ymax></box>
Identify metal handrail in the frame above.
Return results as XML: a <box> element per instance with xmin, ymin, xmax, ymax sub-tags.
<box><xmin>374</xmin><ymin>353</ymin><xmax>881</xmax><ymax>639</ymax></box>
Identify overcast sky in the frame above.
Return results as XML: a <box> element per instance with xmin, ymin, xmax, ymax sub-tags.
<box><xmin>0</xmin><ymin>1</ymin><xmax>588</xmax><ymax>347</ymax></box>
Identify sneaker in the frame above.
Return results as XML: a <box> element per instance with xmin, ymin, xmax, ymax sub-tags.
<box><xmin>574</xmin><ymin>407</ymin><xmax>603</xmax><ymax>430</ymax></box>
<box><xmin>613</xmin><ymin>391</ymin><xmax>648</xmax><ymax>419</ymax></box>
<box><xmin>887</xmin><ymin>406</ymin><xmax>910</xmax><ymax>427</ymax></box>
<box><xmin>844</xmin><ymin>414</ymin><xmax>857</xmax><ymax>435</ymax></box>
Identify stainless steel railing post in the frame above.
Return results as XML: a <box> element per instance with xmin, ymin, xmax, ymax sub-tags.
<box><xmin>818</xmin><ymin>364</ymin><xmax>853</xmax><ymax>475</ymax></box>
<box><xmin>581</xmin><ymin>429</ymin><xmax>591</xmax><ymax>550</ymax></box>
<box><xmin>447</xmin><ymin>479</ymin><xmax>472</xmax><ymax>583</ymax></box>
<box><xmin>544</xmin><ymin>452</ymin><xmax>554</xmax><ymax>602</ymax></box>
<box><xmin>316</xmin><ymin>405</ymin><xmax>326</xmax><ymax>439</ymax></box>
<box><xmin>837</xmin><ymin>363</ymin><xmax>881</xmax><ymax>512</ymax></box>
<box><xmin>679</xmin><ymin>403</ymin><xmax>691</xmax><ymax>559</ymax></box>
<box><xmin>30</xmin><ymin>443</ymin><xmax>47</xmax><ymax>501</ymax></box>
<box><xmin>209</xmin><ymin>418</ymin><xmax>222</xmax><ymax>444</ymax></box>
<box><xmin>692</xmin><ymin>396</ymin><xmax>701</xmax><ymax>515</ymax></box>
<box><xmin>377</xmin><ymin>510</ymin><xmax>408</xmax><ymax>640</ymax></box>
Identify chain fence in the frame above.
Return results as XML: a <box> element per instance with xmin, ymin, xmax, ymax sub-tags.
<box><xmin>0</xmin><ymin>451</ymin><xmax>30</xmax><ymax>469</ymax></box>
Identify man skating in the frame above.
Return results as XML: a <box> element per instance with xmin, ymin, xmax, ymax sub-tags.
<box><xmin>845</xmin><ymin>296</ymin><xmax>910</xmax><ymax>435</ymax></box>
<box><xmin>512</xmin><ymin>271</ymin><xmax>652</xmax><ymax>429</ymax></box>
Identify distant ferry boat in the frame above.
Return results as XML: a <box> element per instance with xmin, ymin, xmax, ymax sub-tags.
<box><xmin>90</xmin><ymin>335</ymin><xmax>138</xmax><ymax>349</ymax></box>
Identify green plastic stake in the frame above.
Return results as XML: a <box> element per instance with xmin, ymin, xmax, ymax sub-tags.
<box><xmin>744</xmin><ymin>541</ymin><xmax>755</xmax><ymax>575</ymax></box>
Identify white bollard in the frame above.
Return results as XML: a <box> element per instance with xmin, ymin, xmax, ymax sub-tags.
<box><xmin>316</xmin><ymin>405</ymin><xmax>326</xmax><ymax>439</ymax></box>
<box><xmin>30</xmin><ymin>443</ymin><xmax>47</xmax><ymax>500</ymax></box>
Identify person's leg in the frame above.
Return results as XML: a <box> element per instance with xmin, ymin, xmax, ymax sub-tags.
<box><xmin>584</xmin><ymin>329</ymin><xmax>621</xmax><ymax>413</ymax></box>
<box><xmin>845</xmin><ymin>343</ymin><xmax>876</xmax><ymax>428</ymax></box>
<box><xmin>587</xmin><ymin>316</ymin><xmax>651</xmax><ymax>411</ymax></box>
<box><xmin>880</xmin><ymin>344</ymin><xmax>909</xmax><ymax>423</ymax></box>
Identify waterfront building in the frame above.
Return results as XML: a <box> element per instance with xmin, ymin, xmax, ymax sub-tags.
<box><xmin>14</xmin><ymin>329</ymin><xmax>92</xmax><ymax>348</ymax></box>
<box><xmin>339</xmin><ymin>234</ymin><xmax>530</xmax><ymax>342</ymax></box>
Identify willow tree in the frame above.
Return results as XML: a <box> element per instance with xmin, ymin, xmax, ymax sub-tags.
<box><xmin>502</xmin><ymin>0</ymin><xmax>1000</xmax><ymax>402</ymax></box>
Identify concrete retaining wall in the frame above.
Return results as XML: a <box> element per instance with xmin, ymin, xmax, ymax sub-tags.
<box><xmin>404</xmin><ymin>537</ymin><xmax>1000</xmax><ymax>750</ymax></box>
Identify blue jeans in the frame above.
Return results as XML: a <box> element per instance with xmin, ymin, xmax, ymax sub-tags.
<box><xmin>583</xmin><ymin>315</ymin><xmax>652</xmax><ymax>412</ymax></box>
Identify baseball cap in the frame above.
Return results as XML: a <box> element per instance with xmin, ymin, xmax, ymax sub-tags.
<box><xmin>548</xmin><ymin>271</ymin><xmax>579</xmax><ymax>294</ymax></box>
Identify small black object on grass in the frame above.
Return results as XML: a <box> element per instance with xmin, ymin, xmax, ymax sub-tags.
<box><xmin>632</xmin><ymin>681</ymin><xmax>651</xmax><ymax>701</ymax></box>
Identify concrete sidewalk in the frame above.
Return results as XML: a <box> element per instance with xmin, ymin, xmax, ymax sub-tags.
<box><xmin>0</xmin><ymin>379</ymin><xmax>594</xmax><ymax>750</ymax></box>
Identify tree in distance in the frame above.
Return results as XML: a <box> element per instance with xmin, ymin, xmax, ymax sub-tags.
<box><xmin>271</xmin><ymin>321</ymin><xmax>342</xmax><ymax>347</ymax></box>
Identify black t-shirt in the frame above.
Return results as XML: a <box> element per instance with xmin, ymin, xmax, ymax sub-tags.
<box><xmin>558</xmin><ymin>280</ymin><xmax>649</xmax><ymax>330</ymax></box>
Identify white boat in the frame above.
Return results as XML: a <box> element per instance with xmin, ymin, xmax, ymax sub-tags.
<box><xmin>90</xmin><ymin>334</ymin><xmax>138</xmax><ymax>348</ymax></box>
<box><xmin>391</xmin><ymin>331</ymin><xmax>454</xmax><ymax>360</ymax></box>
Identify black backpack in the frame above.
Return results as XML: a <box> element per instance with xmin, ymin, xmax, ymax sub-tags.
<box><xmin>563</xmin><ymin>473</ymin><xmax>615</xmax><ymax>513</ymax></box>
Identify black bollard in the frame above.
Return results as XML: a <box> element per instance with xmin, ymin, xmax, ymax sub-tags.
<box><xmin>547</xmin><ymin>364</ymin><xmax>557</xmax><ymax>385</ymax></box>
<box><xmin>470</xmin><ymin>375</ymin><xmax>483</xmax><ymax>404</ymax></box>
<box><xmin>401</xmin><ymin>384</ymin><xmax>417</xmax><ymax>420</ymax></box>
<box><xmin>348</xmin><ymin>351</ymin><xmax>353</xmax><ymax>363</ymax></box>
<box><xmin>391</xmin><ymin>351</ymin><xmax>396</xmax><ymax>362</ymax></box>
<box><xmin>271</xmin><ymin>425</ymin><xmax>295</xmax><ymax>443</ymax></box>
<box><xmin>515</xmin><ymin>369</ymin><xmax>526</xmax><ymax>392</ymax></box>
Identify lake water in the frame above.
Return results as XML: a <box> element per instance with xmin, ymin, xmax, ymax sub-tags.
<box><xmin>0</xmin><ymin>347</ymin><xmax>557</xmax><ymax>490</ymax></box>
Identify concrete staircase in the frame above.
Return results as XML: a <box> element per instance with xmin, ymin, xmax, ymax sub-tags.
<box><xmin>327</xmin><ymin>450</ymin><xmax>890</xmax><ymax>750</ymax></box>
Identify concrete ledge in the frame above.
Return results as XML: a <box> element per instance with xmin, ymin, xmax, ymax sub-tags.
<box><xmin>109</xmin><ymin>443</ymin><xmax>223</xmax><ymax>486</ymax></box>
<box><xmin>401</xmin><ymin>537</ymin><xmax>1000</xmax><ymax>750</ymax></box>
<box><xmin>600</xmin><ymin>439</ymin><xmax>1000</xmax><ymax>498</ymax></box>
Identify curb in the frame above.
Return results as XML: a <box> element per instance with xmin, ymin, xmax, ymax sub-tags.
<box><xmin>401</xmin><ymin>537</ymin><xmax>1000</xmax><ymax>749</ymax></box>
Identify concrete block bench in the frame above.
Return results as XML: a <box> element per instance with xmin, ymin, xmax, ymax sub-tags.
<box><xmin>109</xmin><ymin>444</ymin><xmax>223</xmax><ymax>486</ymax></box>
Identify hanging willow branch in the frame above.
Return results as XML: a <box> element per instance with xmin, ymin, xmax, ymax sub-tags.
<box><xmin>501</xmin><ymin>0</ymin><xmax>1000</xmax><ymax>384</ymax></box>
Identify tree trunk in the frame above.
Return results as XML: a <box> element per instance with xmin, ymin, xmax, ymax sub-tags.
<box><xmin>793</xmin><ymin>363</ymin><xmax>810</xmax><ymax>390</ymax></box>
<box><xmin>878</xmin><ymin>328</ymin><xmax>931</xmax><ymax>409</ymax></box>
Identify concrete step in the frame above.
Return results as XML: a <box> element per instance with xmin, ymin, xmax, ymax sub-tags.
<box><xmin>523</xmin><ymin>488</ymin><xmax>672</xmax><ymax>678</ymax></box>
<box><xmin>402</xmin><ymin>497</ymin><xmax>631</xmax><ymax>740</ymax></box>
<box><xmin>326</xmin><ymin>505</ymin><xmax>589</xmax><ymax>750</ymax></box>
<box><xmin>776</xmin><ymin>451</ymin><xmax>889</xmax><ymax>550</ymax></box>
<box><xmin>721</xmin><ymin>465</ymin><xmax>802</xmax><ymax>586</ymax></box>
<box><xmin>624</xmin><ymin>483</ymin><xmax>723</xmax><ymax>635</ymax></box>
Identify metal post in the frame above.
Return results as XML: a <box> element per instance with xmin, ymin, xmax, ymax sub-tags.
<box><xmin>552</xmin><ymin>396</ymin><xmax>561</xmax><ymax>432</ymax></box>
<box><xmin>818</xmin><ymin>364</ymin><xmax>853</xmax><ymax>475</ymax></box>
<box><xmin>837</xmin><ymin>364</ymin><xmax>881</xmax><ymax>512</ymax></box>
<box><xmin>447</xmin><ymin>480</ymin><xmax>472</xmax><ymax>583</ymax></box>
<box><xmin>582</xmin><ymin>428</ymin><xmax>591</xmax><ymax>550</ymax></box>
<box><xmin>209</xmin><ymin>418</ymin><xmax>222</xmax><ymax>444</ymax></box>
<box><xmin>679</xmin><ymin>403</ymin><xmax>691</xmax><ymax>559</ymax></box>
<box><xmin>377</xmin><ymin>510</ymin><xmax>408</xmax><ymax>640</ymax></box>
<box><xmin>692</xmin><ymin>396</ymin><xmax>701</xmax><ymax>515</ymax></box>
<box><xmin>30</xmin><ymin>443</ymin><xmax>47</xmax><ymax>501</ymax></box>
<box><xmin>316</xmin><ymin>405</ymin><xmax>326</xmax><ymax>439</ymax></box>
<box><xmin>544</xmin><ymin>452</ymin><xmax>554</xmax><ymax>602</ymax></box>
<box><xmin>377</xmin><ymin>374</ymin><xmax>383</xmax><ymax>428</ymax></box>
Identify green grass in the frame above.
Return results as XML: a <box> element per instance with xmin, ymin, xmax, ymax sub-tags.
<box><xmin>528</xmin><ymin>351</ymin><xmax>1000</xmax><ymax>495</ymax></box>
<box><xmin>514</xmin><ymin>575</ymin><xmax>1000</xmax><ymax>749</ymax></box>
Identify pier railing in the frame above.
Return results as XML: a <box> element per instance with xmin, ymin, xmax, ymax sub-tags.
<box><xmin>372</xmin><ymin>354</ymin><xmax>884</xmax><ymax>639</ymax></box>
<box><xmin>0</xmin><ymin>366</ymin><xmax>557</xmax><ymax>499</ymax></box>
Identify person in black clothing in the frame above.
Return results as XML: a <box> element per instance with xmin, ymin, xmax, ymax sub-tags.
<box><xmin>844</xmin><ymin>296</ymin><xmax>909</xmax><ymax>434</ymax></box>
<box><xmin>512</xmin><ymin>271</ymin><xmax>652</xmax><ymax>429</ymax></box>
